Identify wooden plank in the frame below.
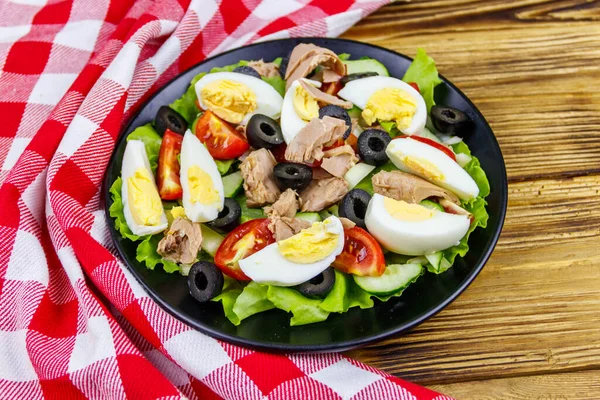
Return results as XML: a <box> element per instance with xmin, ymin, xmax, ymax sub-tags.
<box><xmin>346</xmin><ymin>236</ymin><xmax>600</xmax><ymax>384</ymax></box>
<box><xmin>429</xmin><ymin>370</ymin><xmax>600</xmax><ymax>400</ymax></box>
<box><xmin>342</xmin><ymin>0</ymin><xmax>600</xmax><ymax>181</ymax></box>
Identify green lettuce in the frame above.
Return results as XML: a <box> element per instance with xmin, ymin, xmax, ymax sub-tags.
<box><xmin>402</xmin><ymin>48</ymin><xmax>442</xmax><ymax>112</ymax></box>
<box><xmin>108</xmin><ymin>177</ymin><xmax>141</xmax><ymax>242</ymax></box>
<box><xmin>136</xmin><ymin>235</ymin><xmax>180</xmax><ymax>273</ymax></box>
<box><xmin>320</xmin><ymin>271</ymin><xmax>374</xmax><ymax>313</ymax></box>
<box><xmin>267</xmin><ymin>286</ymin><xmax>330</xmax><ymax>326</ymax></box>
<box><xmin>127</xmin><ymin>124</ymin><xmax>162</xmax><ymax>172</ymax></box>
<box><xmin>236</xmin><ymin>194</ymin><xmax>266</xmax><ymax>223</ymax></box>
<box><xmin>212</xmin><ymin>277</ymin><xmax>244</xmax><ymax>325</ymax></box>
<box><xmin>215</xmin><ymin>159</ymin><xmax>235</xmax><ymax>175</ymax></box>
<box><xmin>232</xmin><ymin>282</ymin><xmax>275</xmax><ymax>321</ymax></box>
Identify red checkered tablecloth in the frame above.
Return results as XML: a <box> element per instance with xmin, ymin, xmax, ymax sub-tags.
<box><xmin>0</xmin><ymin>0</ymin><xmax>453</xmax><ymax>398</ymax></box>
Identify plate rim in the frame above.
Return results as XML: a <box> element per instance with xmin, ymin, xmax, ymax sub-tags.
<box><xmin>103</xmin><ymin>37</ymin><xmax>508</xmax><ymax>352</ymax></box>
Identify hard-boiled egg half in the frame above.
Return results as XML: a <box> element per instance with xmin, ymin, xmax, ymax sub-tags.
<box><xmin>386</xmin><ymin>137</ymin><xmax>479</xmax><ymax>200</ymax></box>
<box><xmin>239</xmin><ymin>216</ymin><xmax>344</xmax><ymax>286</ymax></box>
<box><xmin>338</xmin><ymin>76</ymin><xmax>427</xmax><ymax>135</ymax></box>
<box><xmin>195</xmin><ymin>71</ymin><xmax>283</xmax><ymax>125</ymax></box>
<box><xmin>180</xmin><ymin>131</ymin><xmax>224</xmax><ymax>222</ymax></box>
<box><xmin>280</xmin><ymin>79</ymin><xmax>322</xmax><ymax>144</ymax></box>
<box><xmin>121</xmin><ymin>140</ymin><xmax>168</xmax><ymax>236</ymax></box>
<box><xmin>365</xmin><ymin>194</ymin><xmax>470</xmax><ymax>255</ymax></box>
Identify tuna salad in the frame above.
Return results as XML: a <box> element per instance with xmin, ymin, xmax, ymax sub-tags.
<box><xmin>109</xmin><ymin>43</ymin><xmax>490</xmax><ymax>326</ymax></box>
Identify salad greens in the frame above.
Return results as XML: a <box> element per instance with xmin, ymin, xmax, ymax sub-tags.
<box><xmin>109</xmin><ymin>48</ymin><xmax>492</xmax><ymax>326</ymax></box>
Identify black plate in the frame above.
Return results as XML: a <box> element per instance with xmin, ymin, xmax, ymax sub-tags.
<box><xmin>103</xmin><ymin>38</ymin><xmax>507</xmax><ymax>352</ymax></box>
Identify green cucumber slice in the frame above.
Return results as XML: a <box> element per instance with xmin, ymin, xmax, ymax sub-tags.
<box><xmin>295</xmin><ymin>212</ymin><xmax>321</xmax><ymax>224</ymax></box>
<box><xmin>419</xmin><ymin>199</ymin><xmax>444</xmax><ymax>212</ymax></box>
<box><xmin>200</xmin><ymin>224</ymin><xmax>224</xmax><ymax>256</ymax></box>
<box><xmin>344</xmin><ymin>163</ymin><xmax>376</xmax><ymax>189</ymax></box>
<box><xmin>425</xmin><ymin>252</ymin><xmax>443</xmax><ymax>271</ymax></box>
<box><xmin>222</xmin><ymin>171</ymin><xmax>243</xmax><ymax>198</ymax></box>
<box><xmin>344</xmin><ymin>59</ymin><xmax>389</xmax><ymax>77</ymax></box>
<box><xmin>353</xmin><ymin>263</ymin><xmax>423</xmax><ymax>295</ymax></box>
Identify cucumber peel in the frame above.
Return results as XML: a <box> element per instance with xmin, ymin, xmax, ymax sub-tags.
<box><xmin>353</xmin><ymin>263</ymin><xmax>423</xmax><ymax>296</ymax></box>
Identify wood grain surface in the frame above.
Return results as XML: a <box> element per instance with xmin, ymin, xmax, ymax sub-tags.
<box><xmin>341</xmin><ymin>1</ymin><xmax>600</xmax><ymax>398</ymax></box>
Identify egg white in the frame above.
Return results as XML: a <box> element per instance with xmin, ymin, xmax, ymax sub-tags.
<box><xmin>121</xmin><ymin>140</ymin><xmax>168</xmax><ymax>236</ymax></box>
<box><xmin>180</xmin><ymin>130</ymin><xmax>224</xmax><ymax>223</ymax></box>
<box><xmin>280</xmin><ymin>79</ymin><xmax>322</xmax><ymax>144</ymax></box>
<box><xmin>365</xmin><ymin>194</ymin><xmax>470</xmax><ymax>255</ymax></box>
<box><xmin>194</xmin><ymin>72</ymin><xmax>283</xmax><ymax>124</ymax></box>
<box><xmin>337</xmin><ymin>76</ymin><xmax>427</xmax><ymax>135</ymax></box>
<box><xmin>386</xmin><ymin>137</ymin><xmax>479</xmax><ymax>200</ymax></box>
<box><xmin>238</xmin><ymin>216</ymin><xmax>345</xmax><ymax>286</ymax></box>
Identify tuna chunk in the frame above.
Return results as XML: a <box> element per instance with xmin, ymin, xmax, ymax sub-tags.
<box><xmin>157</xmin><ymin>217</ymin><xmax>202</xmax><ymax>264</ymax></box>
<box><xmin>320</xmin><ymin>144</ymin><xmax>358</xmax><ymax>178</ymax></box>
<box><xmin>372</xmin><ymin>170</ymin><xmax>460</xmax><ymax>205</ymax></box>
<box><xmin>240</xmin><ymin>148</ymin><xmax>281</xmax><ymax>207</ymax></box>
<box><xmin>299</xmin><ymin>177</ymin><xmax>348</xmax><ymax>212</ymax></box>
<box><xmin>264</xmin><ymin>189</ymin><xmax>311</xmax><ymax>241</ymax></box>
<box><xmin>285</xmin><ymin>43</ymin><xmax>346</xmax><ymax>90</ymax></box>
<box><xmin>299</xmin><ymin>80</ymin><xmax>352</xmax><ymax>109</ymax></box>
<box><xmin>312</xmin><ymin>69</ymin><xmax>343</xmax><ymax>83</ymax></box>
<box><xmin>247</xmin><ymin>60</ymin><xmax>280</xmax><ymax>78</ymax></box>
<box><xmin>284</xmin><ymin>116</ymin><xmax>346</xmax><ymax>163</ymax></box>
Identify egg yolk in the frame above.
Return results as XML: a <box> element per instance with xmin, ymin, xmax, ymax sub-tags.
<box><xmin>188</xmin><ymin>165</ymin><xmax>220</xmax><ymax>205</ymax></box>
<box><xmin>383</xmin><ymin>197</ymin><xmax>434</xmax><ymax>222</ymax></box>
<box><xmin>403</xmin><ymin>155</ymin><xmax>444</xmax><ymax>182</ymax></box>
<box><xmin>362</xmin><ymin>88</ymin><xmax>416</xmax><ymax>129</ymax></box>
<box><xmin>278</xmin><ymin>220</ymin><xmax>339</xmax><ymax>264</ymax></box>
<box><xmin>127</xmin><ymin>168</ymin><xmax>163</xmax><ymax>226</ymax></box>
<box><xmin>200</xmin><ymin>79</ymin><xmax>256</xmax><ymax>124</ymax></box>
<box><xmin>293</xmin><ymin>84</ymin><xmax>319</xmax><ymax>121</ymax></box>
<box><xmin>170</xmin><ymin>206</ymin><xmax>187</xmax><ymax>221</ymax></box>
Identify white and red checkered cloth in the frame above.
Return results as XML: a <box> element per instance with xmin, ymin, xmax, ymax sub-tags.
<box><xmin>0</xmin><ymin>0</ymin><xmax>453</xmax><ymax>398</ymax></box>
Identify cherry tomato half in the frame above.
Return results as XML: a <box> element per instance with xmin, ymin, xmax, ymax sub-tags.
<box><xmin>194</xmin><ymin>110</ymin><xmax>249</xmax><ymax>160</ymax></box>
<box><xmin>332</xmin><ymin>226</ymin><xmax>386</xmax><ymax>277</ymax></box>
<box><xmin>399</xmin><ymin>135</ymin><xmax>456</xmax><ymax>162</ymax></box>
<box><xmin>214</xmin><ymin>218</ymin><xmax>275</xmax><ymax>280</ymax></box>
<box><xmin>157</xmin><ymin>129</ymin><xmax>183</xmax><ymax>200</ymax></box>
<box><xmin>407</xmin><ymin>82</ymin><xmax>420</xmax><ymax>93</ymax></box>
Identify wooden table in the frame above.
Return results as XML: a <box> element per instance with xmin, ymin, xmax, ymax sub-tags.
<box><xmin>342</xmin><ymin>1</ymin><xmax>600</xmax><ymax>398</ymax></box>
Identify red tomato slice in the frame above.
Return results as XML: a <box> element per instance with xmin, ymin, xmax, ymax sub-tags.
<box><xmin>322</xmin><ymin>138</ymin><xmax>344</xmax><ymax>152</ymax></box>
<box><xmin>194</xmin><ymin>110</ymin><xmax>249</xmax><ymax>160</ymax></box>
<box><xmin>332</xmin><ymin>226</ymin><xmax>386</xmax><ymax>277</ymax></box>
<box><xmin>271</xmin><ymin>143</ymin><xmax>322</xmax><ymax>168</ymax></box>
<box><xmin>321</xmin><ymin>81</ymin><xmax>343</xmax><ymax>96</ymax></box>
<box><xmin>157</xmin><ymin>129</ymin><xmax>183</xmax><ymax>200</ymax></box>
<box><xmin>214</xmin><ymin>218</ymin><xmax>275</xmax><ymax>280</ymax></box>
<box><xmin>408</xmin><ymin>82</ymin><xmax>420</xmax><ymax>93</ymax></box>
<box><xmin>345</xmin><ymin>134</ymin><xmax>358</xmax><ymax>151</ymax></box>
<box><xmin>399</xmin><ymin>136</ymin><xmax>456</xmax><ymax>162</ymax></box>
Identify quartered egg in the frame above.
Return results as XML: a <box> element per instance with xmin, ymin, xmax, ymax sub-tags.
<box><xmin>239</xmin><ymin>216</ymin><xmax>345</xmax><ymax>286</ymax></box>
<box><xmin>386</xmin><ymin>137</ymin><xmax>479</xmax><ymax>200</ymax></box>
<box><xmin>121</xmin><ymin>140</ymin><xmax>168</xmax><ymax>236</ymax></box>
<box><xmin>180</xmin><ymin>131</ymin><xmax>224</xmax><ymax>222</ymax></box>
<box><xmin>337</xmin><ymin>76</ymin><xmax>427</xmax><ymax>135</ymax></box>
<box><xmin>280</xmin><ymin>79</ymin><xmax>322</xmax><ymax>144</ymax></box>
<box><xmin>365</xmin><ymin>194</ymin><xmax>470</xmax><ymax>255</ymax></box>
<box><xmin>194</xmin><ymin>72</ymin><xmax>283</xmax><ymax>124</ymax></box>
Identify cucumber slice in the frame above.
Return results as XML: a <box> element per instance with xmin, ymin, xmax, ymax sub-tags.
<box><xmin>344</xmin><ymin>162</ymin><xmax>376</xmax><ymax>189</ymax></box>
<box><xmin>425</xmin><ymin>252</ymin><xmax>443</xmax><ymax>271</ymax></box>
<box><xmin>222</xmin><ymin>171</ymin><xmax>243</xmax><ymax>198</ymax></box>
<box><xmin>419</xmin><ymin>199</ymin><xmax>444</xmax><ymax>212</ymax></box>
<box><xmin>295</xmin><ymin>212</ymin><xmax>321</xmax><ymax>224</ymax></box>
<box><xmin>200</xmin><ymin>224</ymin><xmax>224</xmax><ymax>256</ymax></box>
<box><xmin>354</xmin><ymin>263</ymin><xmax>423</xmax><ymax>295</ymax></box>
<box><xmin>344</xmin><ymin>59</ymin><xmax>389</xmax><ymax>77</ymax></box>
<box><xmin>347</xmin><ymin>105</ymin><xmax>362</xmax><ymax>119</ymax></box>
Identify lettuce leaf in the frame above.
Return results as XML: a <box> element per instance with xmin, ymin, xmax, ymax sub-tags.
<box><xmin>108</xmin><ymin>177</ymin><xmax>141</xmax><ymax>242</ymax></box>
<box><xmin>215</xmin><ymin>159</ymin><xmax>235</xmax><ymax>176</ymax></box>
<box><xmin>127</xmin><ymin>124</ymin><xmax>162</xmax><ymax>173</ymax></box>
<box><xmin>232</xmin><ymin>282</ymin><xmax>275</xmax><ymax>322</ymax></box>
<box><xmin>402</xmin><ymin>48</ymin><xmax>442</xmax><ymax>112</ymax></box>
<box><xmin>136</xmin><ymin>235</ymin><xmax>180</xmax><ymax>273</ymax></box>
<box><xmin>267</xmin><ymin>286</ymin><xmax>330</xmax><ymax>326</ymax></box>
<box><xmin>212</xmin><ymin>277</ymin><xmax>244</xmax><ymax>325</ymax></box>
<box><xmin>320</xmin><ymin>271</ymin><xmax>374</xmax><ymax>313</ymax></box>
<box><xmin>236</xmin><ymin>194</ymin><xmax>266</xmax><ymax>223</ymax></box>
<box><xmin>262</xmin><ymin>75</ymin><xmax>286</xmax><ymax>97</ymax></box>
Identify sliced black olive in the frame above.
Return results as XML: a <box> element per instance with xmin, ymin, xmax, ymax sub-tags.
<box><xmin>430</xmin><ymin>105</ymin><xmax>471</xmax><ymax>136</ymax></box>
<box><xmin>357</xmin><ymin>129</ymin><xmax>391</xmax><ymax>166</ymax></box>
<box><xmin>318</xmin><ymin>105</ymin><xmax>352</xmax><ymax>139</ymax></box>
<box><xmin>232</xmin><ymin>65</ymin><xmax>261</xmax><ymax>79</ymax></box>
<box><xmin>339</xmin><ymin>189</ymin><xmax>371</xmax><ymax>230</ymax></box>
<box><xmin>340</xmin><ymin>72</ymin><xmax>379</xmax><ymax>84</ymax></box>
<box><xmin>188</xmin><ymin>261</ymin><xmax>224</xmax><ymax>302</ymax></box>
<box><xmin>206</xmin><ymin>198</ymin><xmax>241</xmax><ymax>233</ymax></box>
<box><xmin>295</xmin><ymin>267</ymin><xmax>336</xmax><ymax>298</ymax></box>
<box><xmin>273</xmin><ymin>162</ymin><xmax>312</xmax><ymax>192</ymax></box>
<box><xmin>246</xmin><ymin>114</ymin><xmax>284</xmax><ymax>149</ymax></box>
<box><xmin>154</xmin><ymin>106</ymin><xmax>187</xmax><ymax>136</ymax></box>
